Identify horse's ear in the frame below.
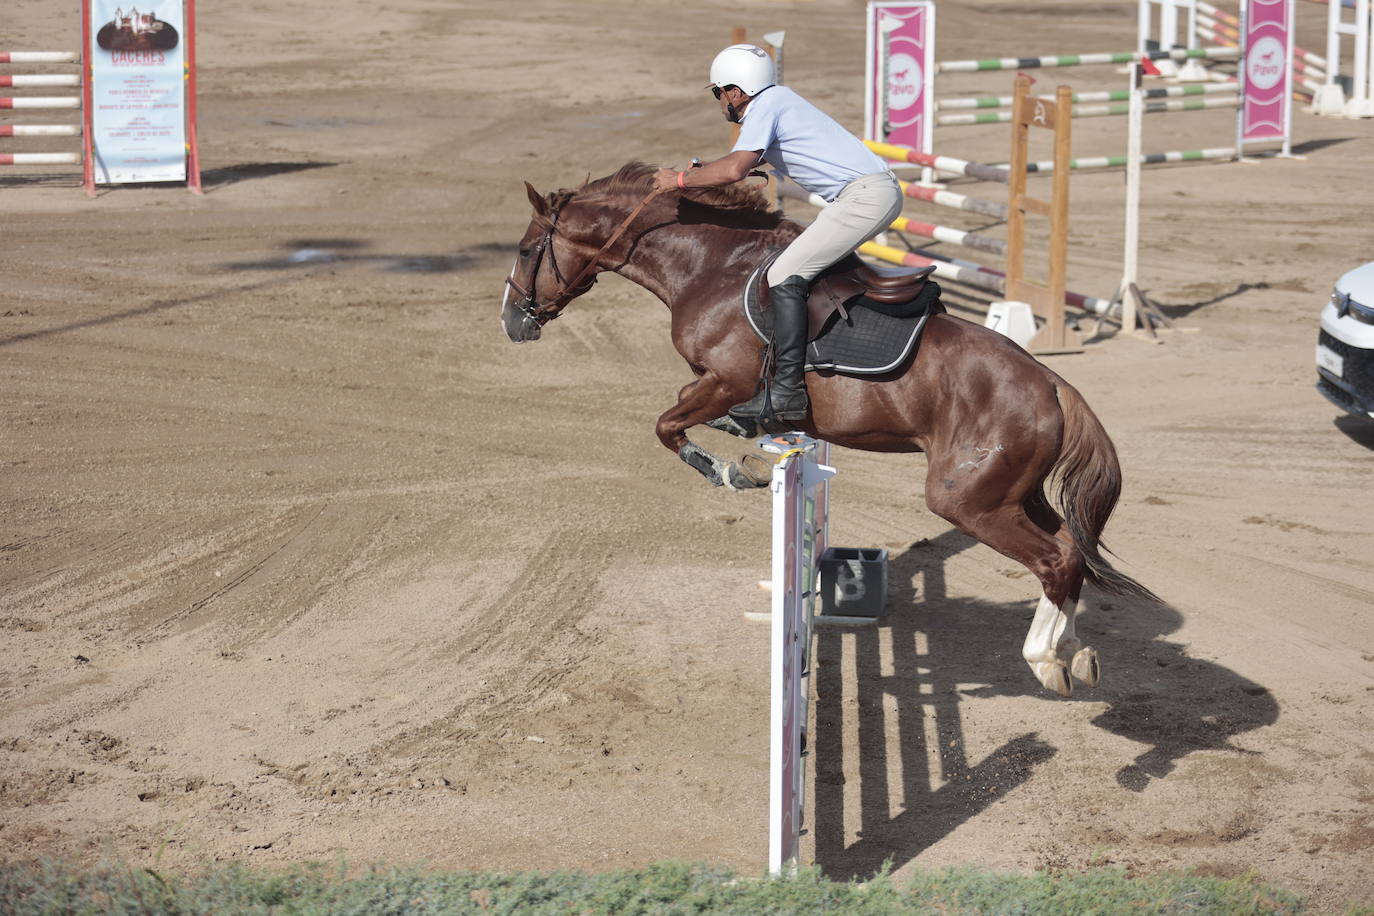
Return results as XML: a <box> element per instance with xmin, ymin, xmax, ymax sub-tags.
<box><xmin>524</xmin><ymin>181</ymin><xmax>548</xmax><ymax>217</ymax></box>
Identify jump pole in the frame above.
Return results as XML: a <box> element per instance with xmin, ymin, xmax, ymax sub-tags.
<box><xmin>935</xmin><ymin>44</ymin><xmax>1239</xmax><ymax>72</ymax></box>
<box><xmin>0</xmin><ymin>96</ymin><xmax>80</xmax><ymax>108</ymax></box>
<box><xmin>937</xmin><ymin>94</ymin><xmax>1239</xmax><ymax>125</ymax></box>
<box><xmin>0</xmin><ymin>75</ymin><xmax>80</xmax><ymax>87</ymax></box>
<box><xmin>1</xmin><ymin>52</ymin><xmax>82</xmax><ymax>171</ymax></box>
<box><xmin>870</xmin><ymin>135</ymin><xmax>1244</xmax><ymax>174</ymax></box>
<box><xmin>1198</xmin><ymin>8</ymin><xmax>1245</xmax><ymax>44</ymax></box>
<box><xmin>935</xmin><ymin>81</ymin><xmax>1240</xmax><ymax>110</ymax></box>
<box><xmin>892</xmin><ymin>216</ymin><xmax>1006</xmax><ymax>255</ymax></box>
<box><xmin>899</xmin><ymin>178</ymin><xmax>1008</xmax><ymax>219</ymax></box>
<box><xmin>1017</xmin><ymin>145</ymin><xmax>1241</xmax><ymax>171</ymax></box>
<box><xmin>864</xmin><ymin>139</ymin><xmax>1010</xmax><ymax>182</ymax></box>
<box><xmin>0</xmin><ymin>52</ymin><xmax>78</xmax><ymax>62</ymax></box>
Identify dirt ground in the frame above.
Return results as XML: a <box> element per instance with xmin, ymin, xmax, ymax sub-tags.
<box><xmin>3</xmin><ymin>0</ymin><xmax>1373</xmax><ymax>911</ymax></box>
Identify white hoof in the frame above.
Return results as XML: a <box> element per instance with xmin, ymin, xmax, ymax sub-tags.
<box><xmin>1071</xmin><ymin>647</ymin><xmax>1100</xmax><ymax>687</ymax></box>
<box><xmin>1031</xmin><ymin>660</ymin><xmax>1073</xmax><ymax>697</ymax></box>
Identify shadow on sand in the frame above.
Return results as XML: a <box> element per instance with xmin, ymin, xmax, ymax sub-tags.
<box><xmin>219</xmin><ymin>239</ymin><xmax>510</xmax><ymax>274</ymax></box>
<box><xmin>1333</xmin><ymin>414</ymin><xmax>1374</xmax><ymax>449</ymax></box>
<box><xmin>812</xmin><ymin>528</ymin><xmax>1278</xmax><ymax>880</ymax></box>
<box><xmin>200</xmin><ymin>161</ymin><xmax>338</xmax><ymax>190</ymax></box>
<box><xmin>0</xmin><ymin>162</ymin><xmax>335</xmax><ymax>194</ymax></box>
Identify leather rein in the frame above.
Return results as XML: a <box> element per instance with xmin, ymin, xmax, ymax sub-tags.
<box><xmin>505</xmin><ymin>187</ymin><xmax>666</xmax><ymax>327</ymax></box>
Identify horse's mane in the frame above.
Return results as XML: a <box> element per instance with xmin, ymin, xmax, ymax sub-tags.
<box><xmin>572</xmin><ymin>161</ymin><xmax>792</xmax><ymax>234</ymax></box>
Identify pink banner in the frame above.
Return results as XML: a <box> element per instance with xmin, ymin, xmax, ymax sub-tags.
<box><xmin>866</xmin><ymin>2</ymin><xmax>934</xmax><ymax>152</ymax></box>
<box><xmin>1241</xmin><ymin>0</ymin><xmax>1292</xmax><ymax>142</ymax></box>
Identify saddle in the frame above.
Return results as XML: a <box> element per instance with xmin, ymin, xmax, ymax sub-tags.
<box><xmin>807</xmin><ymin>256</ymin><xmax>937</xmax><ymax>323</ymax></box>
<box><xmin>743</xmin><ymin>250</ymin><xmax>945</xmax><ymax>375</ymax></box>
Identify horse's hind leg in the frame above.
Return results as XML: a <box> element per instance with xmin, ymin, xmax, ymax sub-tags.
<box><xmin>1025</xmin><ymin>492</ymin><xmax>1099</xmax><ymax>688</ymax></box>
<box><xmin>924</xmin><ymin>452</ymin><xmax>1089</xmax><ymax>697</ymax></box>
<box><xmin>1023</xmin><ymin>584</ymin><xmax>1096</xmax><ymax>695</ymax></box>
<box><xmin>1001</xmin><ymin>520</ymin><xmax>1087</xmax><ymax>697</ymax></box>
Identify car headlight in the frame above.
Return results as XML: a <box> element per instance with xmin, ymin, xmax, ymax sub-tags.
<box><xmin>1331</xmin><ymin>287</ymin><xmax>1352</xmax><ymax>317</ymax></box>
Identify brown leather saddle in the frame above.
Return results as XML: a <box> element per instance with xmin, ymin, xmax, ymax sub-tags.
<box><xmin>742</xmin><ymin>250</ymin><xmax>944</xmax><ymax>376</ymax></box>
<box><xmin>756</xmin><ymin>251</ymin><xmax>938</xmax><ymax>340</ymax></box>
<box><xmin>810</xmin><ymin>258</ymin><xmax>937</xmax><ymax>329</ymax></box>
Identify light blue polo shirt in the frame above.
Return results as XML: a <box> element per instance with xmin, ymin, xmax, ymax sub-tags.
<box><xmin>732</xmin><ymin>85</ymin><xmax>889</xmax><ymax>202</ymax></box>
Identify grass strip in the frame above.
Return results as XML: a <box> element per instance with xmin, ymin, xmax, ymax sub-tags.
<box><xmin>0</xmin><ymin>857</ymin><xmax>1316</xmax><ymax>915</ymax></box>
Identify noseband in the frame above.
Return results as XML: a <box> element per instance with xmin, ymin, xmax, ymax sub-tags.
<box><xmin>503</xmin><ymin>211</ymin><xmax>591</xmax><ymax>328</ymax></box>
<box><xmin>505</xmin><ymin>187</ymin><xmax>666</xmax><ymax>328</ymax></box>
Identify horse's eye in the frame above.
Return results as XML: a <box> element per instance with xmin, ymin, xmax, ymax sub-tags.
<box><xmin>518</xmin><ymin>248</ymin><xmax>531</xmax><ymax>260</ymax></box>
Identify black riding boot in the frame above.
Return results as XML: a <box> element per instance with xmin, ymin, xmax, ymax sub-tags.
<box><xmin>729</xmin><ymin>274</ymin><xmax>811</xmax><ymax>426</ymax></box>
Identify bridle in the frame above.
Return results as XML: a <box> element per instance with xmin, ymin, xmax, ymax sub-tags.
<box><xmin>505</xmin><ymin>187</ymin><xmax>666</xmax><ymax>329</ymax></box>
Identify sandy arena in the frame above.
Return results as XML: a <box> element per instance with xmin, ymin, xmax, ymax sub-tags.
<box><xmin>3</xmin><ymin>0</ymin><xmax>1373</xmax><ymax>911</ymax></box>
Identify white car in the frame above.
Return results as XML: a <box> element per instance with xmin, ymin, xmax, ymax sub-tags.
<box><xmin>1316</xmin><ymin>261</ymin><xmax>1374</xmax><ymax>421</ymax></box>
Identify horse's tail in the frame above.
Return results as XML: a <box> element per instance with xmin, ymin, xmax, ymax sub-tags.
<box><xmin>1051</xmin><ymin>380</ymin><xmax>1161</xmax><ymax>603</ymax></box>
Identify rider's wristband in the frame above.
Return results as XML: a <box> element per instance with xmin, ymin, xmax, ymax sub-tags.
<box><xmin>676</xmin><ymin>171</ymin><xmax>687</xmax><ymax>189</ymax></box>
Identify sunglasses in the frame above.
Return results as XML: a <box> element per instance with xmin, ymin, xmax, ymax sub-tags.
<box><xmin>711</xmin><ymin>85</ymin><xmax>737</xmax><ymax>100</ymax></box>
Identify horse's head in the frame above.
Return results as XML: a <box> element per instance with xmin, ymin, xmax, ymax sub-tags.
<box><xmin>501</xmin><ymin>182</ymin><xmax>604</xmax><ymax>343</ymax></box>
<box><xmin>502</xmin><ymin>161</ymin><xmax>776</xmax><ymax>343</ymax></box>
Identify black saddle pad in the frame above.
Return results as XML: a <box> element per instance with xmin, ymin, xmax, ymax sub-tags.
<box><xmin>743</xmin><ymin>258</ymin><xmax>944</xmax><ymax>375</ymax></box>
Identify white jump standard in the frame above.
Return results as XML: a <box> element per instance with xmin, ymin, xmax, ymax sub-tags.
<box><xmin>764</xmin><ymin>436</ymin><xmax>833</xmax><ymax>875</ymax></box>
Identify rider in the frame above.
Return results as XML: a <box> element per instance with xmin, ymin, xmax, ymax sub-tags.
<box><xmin>653</xmin><ymin>44</ymin><xmax>903</xmax><ymax>428</ymax></box>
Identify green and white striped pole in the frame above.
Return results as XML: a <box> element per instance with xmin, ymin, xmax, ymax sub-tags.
<box><xmin>937</xmin><ymin>95</ymin><xmax>1238</xmax><ymax>126</ymax></box>
<box><xmin>935</xmin><ymin>45</ymin><xmax>1238</xmax><ymax>73</ymax></box>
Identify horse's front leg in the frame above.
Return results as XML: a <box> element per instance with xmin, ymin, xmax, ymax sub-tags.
<box><xmin>656</xmin><ymin>373</ymin><xmax>767</xmax><ymax>490</ymax></box>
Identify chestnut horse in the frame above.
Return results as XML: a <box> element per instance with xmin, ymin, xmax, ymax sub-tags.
<box><xmin>501</xmin><ymin>162</ymin><xmax>1157</xmax><ymax>697</ymax></box>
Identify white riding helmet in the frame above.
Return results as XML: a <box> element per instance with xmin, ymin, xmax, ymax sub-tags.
<box><xmin>708</xmin><ymin>44</ymin><xmax>776</xmax><ymax>96</ymax></box>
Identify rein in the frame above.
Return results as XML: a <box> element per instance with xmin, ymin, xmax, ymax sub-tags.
<box><xmin>506</xmin><ymin>187</ymin><xmax>667</xmax><ymax>325</ymax></box>
<box><xmin>555</xmin><ymin>187</ymin><xmax>666</xmax><ymax>301</ymax></box>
